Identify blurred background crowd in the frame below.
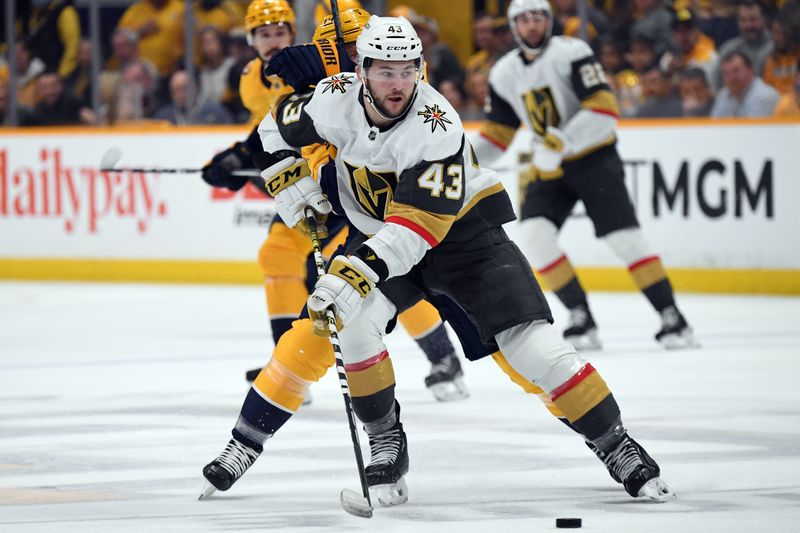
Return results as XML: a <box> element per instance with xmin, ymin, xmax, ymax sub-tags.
<box><xmin>1</xmin><ymin>0</ymin><xmax>799</xmax><ymax>127</ymax></box>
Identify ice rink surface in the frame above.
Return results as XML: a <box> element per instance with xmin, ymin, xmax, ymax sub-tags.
<box><xmin>1</xmin><ymin>281</ymin><xmax>799</xmax><ymax>532</ymax></box>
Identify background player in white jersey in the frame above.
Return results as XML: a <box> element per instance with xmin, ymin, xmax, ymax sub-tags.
<box><xmin>200</xmin><ymin>15</ymin><xmax>674</xmax><ymax>507</ymax></box>
<box><xmin>473</xmin><ymin>0</ymin><xmax>696</xmax><ymax>351</ymax></box>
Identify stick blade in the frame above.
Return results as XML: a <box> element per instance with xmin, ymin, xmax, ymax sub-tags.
<box><xmin>340</xmin><ymin>489</ymin><xmax>372</xmax><ymax>518</ymax></box>
<box><xmin>100</xmin><ymin>148</ymin><xmax>122</xmax><ymax>171</ymax></box>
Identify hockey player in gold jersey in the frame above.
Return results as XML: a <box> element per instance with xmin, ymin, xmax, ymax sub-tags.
<box><xmin>473</xmin><ymin>0</ymin><xmax>697</xmax><ymax>351</ymax></box>
<box><xmin>200</xmin><ymin>14</ymin><xmax>675</xmax><ymax>507</ymax></box>
<box><xmin>201</xmin><ymin>1</ymin><xmax>468</xmax><ymax>401</ymax></box>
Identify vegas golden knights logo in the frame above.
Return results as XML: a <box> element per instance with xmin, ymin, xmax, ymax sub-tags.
<box><xmin>343</xmin><ymin>162</ymin><xmax>398</xmax><ymax>218</ymax></box>
<box><xmin>523</xmin><ymin>87</ymin><xmax>561</xmax><ymax>136</ymax></box>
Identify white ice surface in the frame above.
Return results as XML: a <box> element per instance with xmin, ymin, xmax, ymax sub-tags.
<box><xmin>1</xmin><ymin>282</ymin><xmax>799</xmax><ymax>532</ymax></box>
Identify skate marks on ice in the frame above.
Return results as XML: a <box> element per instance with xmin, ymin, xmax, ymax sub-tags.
<box><xmin>1</xmin><ymin>284</ymin><xmax>800</xmax><ymax>532</ymax></box>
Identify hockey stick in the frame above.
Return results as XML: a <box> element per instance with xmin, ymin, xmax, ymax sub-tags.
<box><xmin>99</xmin><ymin>147</ymin><xmax>260</xmax><ymax>177</ymax></box>
<box><xmin>329</xmin><ymin>0</ymin><xmax>345</xmax><ymax>43</ymax></box>
<box><xmin>304</xmin><ymin>206</ymin><xmax>373</xmax><ymax>519</ymax></box>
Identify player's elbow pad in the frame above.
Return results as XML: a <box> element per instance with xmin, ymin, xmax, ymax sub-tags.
<box><xmin>563</xmin><ymin>109</ymin><xmax>617</xmax><ymax>156</ymax></box>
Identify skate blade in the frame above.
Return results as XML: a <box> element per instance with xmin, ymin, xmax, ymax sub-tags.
<box><xmin>565</xmin><ymin>331</ymin><xmax>602</xmax><ymax>351</ymax></box>
<box><xmin>637</xmin><ymin>477</ymin><xmax>677</xmax><ymax>502</ymax></box>
<box><xmin>198</xmin><ymin>482</ymin><xmax>217</xmax><ymax>500</ymax></box>
<box><xmin>369</xmin><ymin>477</ymin><xmax>408</xmax><ymax>507</ymax></box>
<box><xmin>658</xmin><ymin>330</ymin><xmax>700</xmax><ymax>350</ymax></box>
<box><xmin>340</xmin><ymin>489</ymin><xmax>373</xmax><ymax>518</ymax></box>
<box><xmin>428</xmin><ymin>377</ymin><xmax>469</xmax><ymax>402</ymax></box>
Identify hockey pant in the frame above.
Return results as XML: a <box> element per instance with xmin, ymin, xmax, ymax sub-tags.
<box><xmin>231</xmin><ymin>288</ymin><xmax>621</xmax><ymax>449</ymax></box>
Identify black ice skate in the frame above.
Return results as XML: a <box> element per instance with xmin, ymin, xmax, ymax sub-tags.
<box><xmin>365</xmin><ymin>418</ymin><xmax>409</xmax><ymax>506</ymax></box>
<box><xmin>198</xmin><ymin>438</ymin><xmax>261</xmax><ymax>500</ymax></box>
<box><xmin>245</xmin><ymin>368</ymin><xmax>313</xmax><ymax>405</ymax></box>
<box><xmin>655</xmin><ymin>306</ymin><xmax>698</xmax><ymax>349</ymax></box>
<box><xmin>563</xmin><ymin>304</ymin><xmax>602</xmax><ymax>351</ymax></box>
<box><xmin>424</xmin><ymin>353</ymin><xmax>469</xmax><ymax>402</ymax></box>
<box><xmin>595</xmin><ymin>434</ymin><xmax>675</xmax><ymax>501</ymax></box>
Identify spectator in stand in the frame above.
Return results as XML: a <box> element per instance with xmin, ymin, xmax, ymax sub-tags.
<box><xmin>13</xmin><ymin>38</ymin><xmax>45</xmax><ymax>109</ymax></box>
<box><xmin>19</xmin><ymin>71</ymin><xmax>95</xmax><ymax>126</ymax></box>
<box><xmin>601</xmin><ymin>37</ymin><xmax>641</xmax><ymax>117</ymax></box>
<box><xmin>113</xmin><ymin>60</ymin><xmax>160</xmax><ymax>122</ymax></box>
<box><xmin>66</xmin><ymin>39</ymin><xmax>92</xmax><ymax>108</ymax></box>
<box><xmin>630</xmin><ymin>0</ymin><xmax>675</xmax><ymax>55</ymax></box>
<box><xmin>224</xmin><ymin>27</ymin><xmax>255</xmax><ymax>123</ymax></box>
<box><xmin>27</xmin><ymin>0</ymin><xmax>81</xmax><ymax>80</ymax></box>
<box><xmin>196</xmin><ymin>26</ymin><xmax>235</xmax><ymax>108</ymax></box>
<box><xmin>408</xmin><ymin>12</ymin><xmax>464</xmax><ymax>89</ymax></box>
<box><xmin>493</xmin><ymin>16</ymin><xmax>515</xmax><ymax>55</ymax></box>
<box><xmin>438</xmin><ymin>78</ymin><xmax>467</xmax><ymax>115</ymax></box>
<box><xmin>712</xmin><ymin>50</ymin><xmax>779</xmax><ymax>116</ymax></box>
<box><xmin>664</xmin><ymin>9</ymin><xmax>719</xmax><ymax>91</ymax></box>
<box><xmin>195</xmin><ymin>0</ymin><xmax>243</xmax><ymax>34</ymax></box>
<box><xmin>762</xmin><ymin>16</ymin><xmax>800</xmax><ymax>95</ymax></box>
<box><xmin>552</xmin><ymin>0</ymin><xmax>609</xmax><ymax>45</ymax></box>
<box><xmin>0</xmin><ymin>79</ymin><xmax>8</xmax><ymax>125</ymax></box>
<box><xmin>153</xmin><ymin>70</ymin><xmax>232</xmax><ymax>124</ymax></box>
<box><xmin>465</xmin><ymin>12</ymin><xmax>497</xmax><ymax>75</ymax></box>
<box><xmin>678</xmin><ymin>67</ymin><xmax>715</xmax><ymax>116</ymax></box>
<box><xmin>636</xmin><ymin>65</ymin><xmax>683</xmax><ymax>117</ymax></box>
<box><xmin>462</xmin><ymin>68</ymin><xmax>488</xmax><ymax>121</ymax></box>
<box><xmin>773</xmin><ymin>58</ymin><xmax>800</xmax><ymax>116</ymax></box>
<box><xmin>697</xmin><ymin>0</ymin><xmax>740</xmax><ymax>48</ymax></box>
<box><xmin>716</xmin><ymin>1</ymin><xmax>774</xmax><ymax>86</ymax></box>
<box><xmin>117</xmin><ymin>0</ymin><xmax>185</xmax><ymax>79</ymax></box>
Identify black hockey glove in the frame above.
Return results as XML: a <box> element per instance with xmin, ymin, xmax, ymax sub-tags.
<box><xmin>266</xmin><ymin>41</ymin><xmax>356</xmax><ymax>92</ymax></box>
<box><xmin>201</xmin><ymin>142</ymin><xmax>251</xmax><ymax>191</ymax></box>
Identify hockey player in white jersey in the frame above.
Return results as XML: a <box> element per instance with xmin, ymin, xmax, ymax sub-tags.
<box><xmin>200</xmin><ymin>15</ymin><xmax>674</xmax><ymax>507</ymax></box>
<box><xmin>473</xmin><ymin>0</ymin><xmax>696</xmax><ymax>351</ymax></box>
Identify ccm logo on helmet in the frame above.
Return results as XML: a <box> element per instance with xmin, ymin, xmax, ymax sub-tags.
<box><xmin>386</xmin><ymin>46</ymin><xmax>409</xmax><ymax>50</ymax></box>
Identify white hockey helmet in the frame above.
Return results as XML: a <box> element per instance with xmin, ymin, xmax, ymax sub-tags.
<box><xmin>355</xmin><ymin>15</ymin><xmax>424</xmax><ymax>120</ymax></box>
<box><xmin>507</xmin><ymin>0</ymin><xmax>553</xmax><ymax>56</ymax></box>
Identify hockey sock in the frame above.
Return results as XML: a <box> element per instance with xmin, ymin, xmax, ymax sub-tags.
<box><xmin>413</xmin><ymin>323</ymin><xmax>455</xmax><ymax>365</ymax></box>
<box><xmin>346</xmin><ymin>351</ymin><xmax>397</xmax><ymax>424</ymax></box>
<box><xmin>491</xmin><ymin>351</ymin><xmax>566</xmax><ymax>419</ymax></box>
<box><xmin>549</xmin><ymin>363</ymin><xmax>622</xmax><ymax>441</ymax></box>
<box><xmin>233</xmin><ymin>319</ymin><xmax>334</xmax><ymax>448</ymax></box>
<box><xmin>628</xmin><ymin>256</ymin><xmax>676</xmax><ymax>312</ymax></box>
<box><xmin>539</xmin><ymin>256</ymin><xmax>589</xmax><ymax>310</ymax></box>
<box><xmin>269</xmin><ymin>317</ymin><xmax>295</xmax><ymax>345</ymax></box>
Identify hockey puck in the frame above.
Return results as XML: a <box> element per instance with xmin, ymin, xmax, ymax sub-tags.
<box><xmin>556</xmin><ymin>517</ymin><xmax>582</xmax><ymax>528</ymax></box>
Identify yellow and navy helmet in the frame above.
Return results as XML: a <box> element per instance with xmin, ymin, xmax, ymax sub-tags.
<box><xmin>245</xmin><ymin>0</ymin><xmax>296</xmax><ymax>34</ymax></box>
<box><xmin>313</xmin><ymin>0</ymin><xmax>363</xmax><ymax>26</ymax></box>
<box><xmin>312</xmin><ymin>7</ymin><xmax>370</xmax><ymax>43</ymax></box>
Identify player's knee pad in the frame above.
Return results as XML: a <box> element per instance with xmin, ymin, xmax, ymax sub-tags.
<box><xmin>397</xmin><ymin>299</ymin><xmax>442</xmax><ymax>339</ymax></box>
<box><xmin>338</xmin><ymin>289</ymin><xmax>396</xmax><ymax>363</ymax></box>
<box><xmin>494</xmin><ymin>320</ymin><xmax>583</xmax><ymax>394</ymax></box>
<box><xmin>602</xmin><ymin>227</ymin><xmax>654</xmax><ymax>266</ymax></box>
<box><xmin>270</xmin><ymin>318</ymin><xmax>334</xmax><ymax>382</ymax></box>
<box><xmin>258</xmin><ymin>223</ymin><xmax>311</xmax><ymax>278</ymax></box>
<box><xmin>518</xmin><ymin>217</ymin><xmax>563</xmax><ymax>270</ymax></box>
<box><xmin>252</xmin><ymin>319</ymin><xmax>334</xmax><ymax>412</ymax></box>
<box><xmin>491</xmin><ymin>350</ymin><xmax>566</xmax><ymax>418</ymax></box>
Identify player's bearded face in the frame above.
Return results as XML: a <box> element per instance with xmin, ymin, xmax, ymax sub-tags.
<box><xmin>253</xmin><ymin>24</ymin><xmax>293</xmax><ymax>62</ymax></box>
<box><xmin>363</xmin><ymin>59</ymin><xmax>419</xmax><ymax>117</ymax></box>
<box><xmin>515</xmin><ymin>11</ymin><xmax>549</xmax><ymax>49</ymax></box>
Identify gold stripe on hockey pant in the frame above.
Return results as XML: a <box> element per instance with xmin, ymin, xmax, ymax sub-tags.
<box><xmin>538</xmin><ymin>255</ymin><xmax>577</xmax><ymax>292</ymax></box>
<box><xmin>344</xmin><ymin>351</ymin><xmax>396</xmax><ymax>397</ymax></box>
<box><xmin>397</xmin><ymin>300</ymin><xmax>442</xmax><ymax>339</ymax></box>
<box><xmin>580</xmin><ymin>89</ymin><xmax>620</xmax><ymax>118</ymax></box>
<box><xmin>492</xmin><ymin>351</ymin><xmax>566</xmax><ymax>418</ymax></box>
<box><xmin>259</xmin><ymin>223</ymin><xmax>312</xmax><ymax>317</ymax></box>
<box><xmin>253</xmin><ymin>318</ymin><xmax>334</xmax><ymax>411</ymax></box>
<box><xmin>549</xmin><ymin>363</ymin><xmax>611</xmax><ymax>423</ymax></box>
<box><xmin>629</xmin><ymin>256</ymin><xmax>668</xmax><ymax>290</ymax></box>
<box><xmin>479</xmin><ymin>120</ymin><xmax>517</xmax><ymax>149</ymax></box>
<box><xmin>564</xmin><ymin>134</ymin><xmax>617</xmax><ymax>162</ymax></box>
